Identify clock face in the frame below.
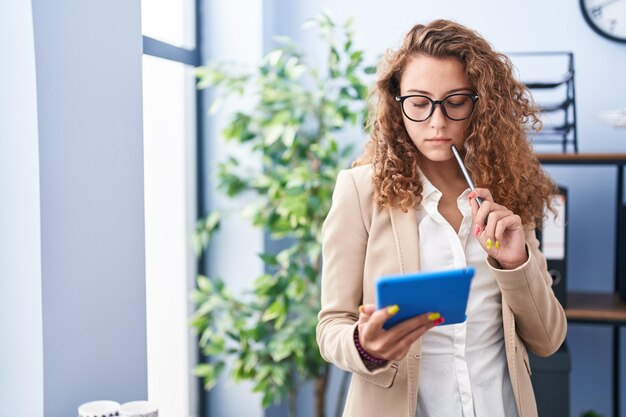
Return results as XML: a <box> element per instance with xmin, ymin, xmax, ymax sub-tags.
<box><xmin>580</xmin><ymin>0</ymin><xmax>626</xmax><ymax>43</ymax></box>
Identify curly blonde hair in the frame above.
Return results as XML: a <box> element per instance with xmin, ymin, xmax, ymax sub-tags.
<box><xmin>354</xmin><ymin>19</ymin><xmax>556</xmax><ymax>226</ymax></box>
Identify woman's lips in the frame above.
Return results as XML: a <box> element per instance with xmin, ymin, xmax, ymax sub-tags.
<box><xmin>426</xmin><ymin>138</ymin><xmax>452</xmax><ymax>144</ymax></box>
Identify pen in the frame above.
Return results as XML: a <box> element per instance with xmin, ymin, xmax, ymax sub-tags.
<box><xmin>450</xmin><ymin>144</ymin><xmax>483</xmax><ymax>207</ymax></box>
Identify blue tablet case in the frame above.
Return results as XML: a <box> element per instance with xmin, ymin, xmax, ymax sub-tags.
<box><xmin>376</xmin><ymin>267</ymin><xmax>475</xmax><ymax>329</ymax></box>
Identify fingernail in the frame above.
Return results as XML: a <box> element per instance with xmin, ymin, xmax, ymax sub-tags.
<box><xmin>358</xmin><ymin>305</ymin><xmax>364</xmax><ymax>313</ymax></box>
<box><xmin>428</xmin><ymin>312</ymin><xmax>441</xmax><ymax>321</ymax></box>
<box><xmin>433</xmin><ymin>317</ymin><xmax>445</xmax><ymax>325</ymax></box>
<box><xmin>387</xmin><ymin>305</ymin><xmax>399</xmax><ymax>315</ymax></box>
<box><xmin>468</xmin><ymin>191</ymin><xmax>477</xmax><ymax>198</ymax></box>
<box><xmin>486</xmin><ymin>238</ymin><xmax>493</xmax><ymax>250</ymax></box>
<box><xmin>495</xmin><ymin>240</ymin><xmax>500</xmax><ymax>250</ymax></box>
<box><xmin>473</xmin><ymin>224</ymin><xmax>481</xmax><ymax>236</ymax></box>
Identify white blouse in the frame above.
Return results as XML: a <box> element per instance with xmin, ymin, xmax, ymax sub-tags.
<box><xmin>414</xmin><ymin>175</ymin><xmax>519</xmax><ymax>417</ymax></box>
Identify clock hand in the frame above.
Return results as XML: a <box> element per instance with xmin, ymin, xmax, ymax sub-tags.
<box><xmin>590</xmin><ymin>0</ymin><xmax>625</xmax><ymax>11</ymax></box>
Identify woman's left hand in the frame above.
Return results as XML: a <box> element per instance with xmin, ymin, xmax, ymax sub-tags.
<box><xmin>468</xmin><ymin>188</ymin><xmax>528</xmax><ymax>270</ymax></box>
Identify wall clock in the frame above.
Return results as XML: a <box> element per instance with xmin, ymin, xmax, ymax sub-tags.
<box><xmin>580</xmin><ymin>0</ymin><xmax>626</xmax><ymax>43</ymax></box>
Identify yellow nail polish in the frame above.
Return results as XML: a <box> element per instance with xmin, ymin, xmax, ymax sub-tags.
<box><xmin>428</xmin><ymin>312</ymin><xmax>441</xmax><ymax>321</ymax></box>
<box><xmin>486</xmin><ymin>238</ymin><xmax>493</xmax><ymax>250</ymax></box>
<box><xmin>388</xmin><ymin>304</ymin><xmax>399</xmax><ymax>315</ymax></box>
<box><xmin>495</xmin><ymin>240</ymin><xmax>500</xmax><ymax>250</ymax></box>
<box><xmin>358</xmin><ymin>305</ymin><xmax>364</xmax><ymax>313</ymax></box>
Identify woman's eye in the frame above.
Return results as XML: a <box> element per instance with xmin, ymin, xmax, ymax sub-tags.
<box><xmin>446</xmin><ymin>97</ymin><xmax>469</xmax><ymax>106</ymax></box>
<box><xmin>409</xmin><ymin>98</ymin><xmax>431</xmax><ymax>107</ymax></box>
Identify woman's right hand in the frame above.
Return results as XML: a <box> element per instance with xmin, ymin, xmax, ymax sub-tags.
<box><xmin>357</xmin><ymin>304</ymin><xmax>443</xmax><ymax>361</ymax></box>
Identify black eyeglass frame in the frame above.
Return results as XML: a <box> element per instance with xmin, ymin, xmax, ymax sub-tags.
<box><xmin>395</xmin><ymin>93</ymin><xmax>479</xmax><ymax>122</ymax></box>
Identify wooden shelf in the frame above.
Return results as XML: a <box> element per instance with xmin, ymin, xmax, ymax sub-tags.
<box><xmin>537</xmin><ymin>153</ymin><xmax>626</xmax><ymax>164</ymax></box>
<box><xmin>566</xmin><ymin>291</ymin><xmax>626</xmax><ymax>324</ymax></box>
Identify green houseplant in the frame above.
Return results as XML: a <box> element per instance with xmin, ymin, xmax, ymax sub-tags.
<box><xmin>189</xmin><ymin>13</ymin><xmax>375</xmax><ymax>417</ymax></box>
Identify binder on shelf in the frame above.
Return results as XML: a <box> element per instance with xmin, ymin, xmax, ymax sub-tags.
<box><xmin>538</xmin><ymin>186</ymin><xmax>568</xmax><ymax>308</ymax></box>
<box><xmin>618</xmin><ymin>202</ymin><xmax>626</xmax><ymax>302</ymax></box>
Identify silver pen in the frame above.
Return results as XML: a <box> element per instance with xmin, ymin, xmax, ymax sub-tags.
<box><xmin>451</xmin><ymin>144</ymin><xmax>483</xmax><ymax>207</ymax></box>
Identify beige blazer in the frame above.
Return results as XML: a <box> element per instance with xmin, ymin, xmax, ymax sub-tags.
<box><xmin>316</xmin><ymin>165</ymin><xmax>567</xmax><ymax>417</ymax></box>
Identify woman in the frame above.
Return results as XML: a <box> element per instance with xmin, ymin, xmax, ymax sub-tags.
<box><xmin>316</xmin><ymin>19</ymin><xmax>567</xmax><ymax>417</ymax></box>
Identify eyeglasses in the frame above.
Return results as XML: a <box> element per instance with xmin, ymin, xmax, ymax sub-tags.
<box><xmin>395</xmin><ymin>93</ymin><xmax>479</xmax><ymax>122</ymax></box>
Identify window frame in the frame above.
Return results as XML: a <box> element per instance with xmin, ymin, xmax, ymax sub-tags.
<box><xmin>141</xmin><ymin>0</ymin><xmax>207</xmax><ymax>415</ymax></box>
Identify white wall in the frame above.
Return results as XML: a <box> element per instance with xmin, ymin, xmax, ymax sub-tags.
<box><xmin>0</xmin><ymin>1</ymin><xmax>148</xmax><ymax>416</ymax></box>
<box><xmin>0</xmin><ymin>1</ymin><xmax>44</xmax><ymax>416</ymax></box>
<box><xmin>32</xmin><ymin>0</ymin><xmax>148</xmax><ymax>412</ymax></box>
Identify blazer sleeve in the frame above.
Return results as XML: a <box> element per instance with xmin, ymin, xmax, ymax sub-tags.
<box><xmin>316</xmin><ymin>170</ymin><xmax>394</xmax><ymax>376</ymax></box>
<box><xmin>487</xmin><ymin>229</ymin><xmax>568</xmax><ymax>357</ymax></box>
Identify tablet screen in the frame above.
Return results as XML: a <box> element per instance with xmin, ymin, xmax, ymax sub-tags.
<box><xmin>376</xmin><ymin>267</ymin><xmax>475</xmax><ymax>329</ymax></box>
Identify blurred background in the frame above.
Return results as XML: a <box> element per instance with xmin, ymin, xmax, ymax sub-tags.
<box><xmin>2</xmin><ymin>0</ymin><xmax>626</xmax><ymax>416</ymax></box>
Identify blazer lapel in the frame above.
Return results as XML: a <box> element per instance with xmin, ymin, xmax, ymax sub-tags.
<box><xmin>389</xmin><ymin>206</ymin><xmax>422</xmax><ymax>417</ymax></box>
<box><xmin>389</xmin><ymin>207</ymin><xmax>420</xmax><ymax>274</ymax></box>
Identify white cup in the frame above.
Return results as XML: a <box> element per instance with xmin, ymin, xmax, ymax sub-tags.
<box><xmin>119</xmin><ymin>401</ymin><xmax>158</xmax><ymax>417</ymax></box>
<box><xmin>78</xmin><ymin>400</ymin><xmax>120</xmax><ymax>417</ymax></box>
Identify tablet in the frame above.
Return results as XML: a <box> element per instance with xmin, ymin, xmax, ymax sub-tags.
<box><xmin>375</xmin><ymin>267</ymin><xmax>475</xmax><ymax>329</ymax></box>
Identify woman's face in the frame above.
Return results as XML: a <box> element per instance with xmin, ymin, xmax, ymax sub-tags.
<box><xmin>398</xmin><ymin>55</ymin><xmax>473</xmax><ymax>163</ymax></box>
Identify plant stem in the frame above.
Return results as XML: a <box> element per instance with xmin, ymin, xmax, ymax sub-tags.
<box><xmin>288</xmin><ymin>378</ymin><xmax>298</xmax><ymax>417</ymax></box>
<box><xmin>315</xmin><ymin>365</ymin><xmax>329</xmax><ymax>417</ymax></box>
